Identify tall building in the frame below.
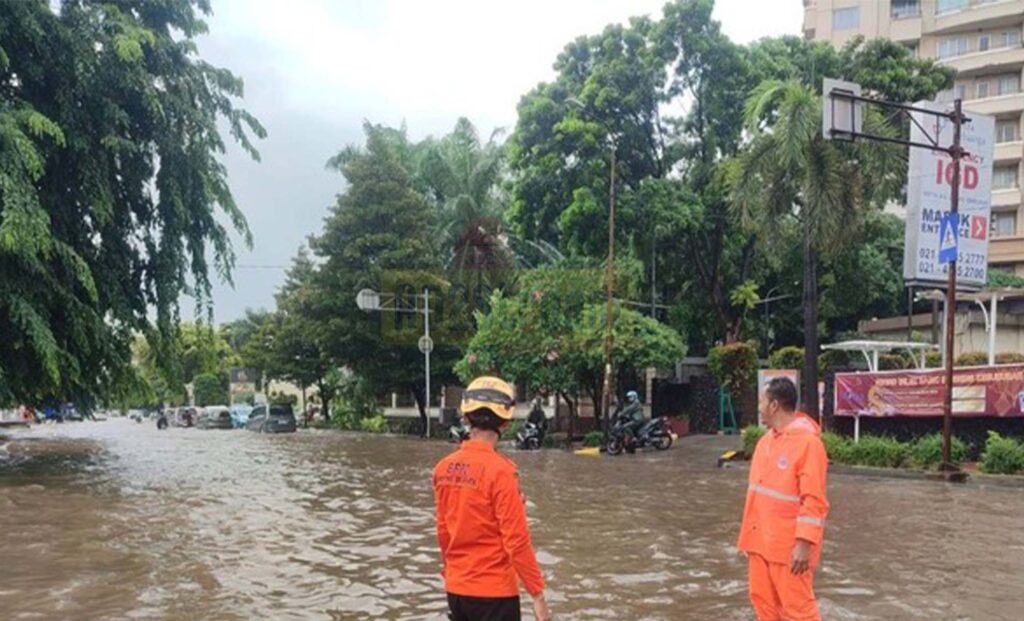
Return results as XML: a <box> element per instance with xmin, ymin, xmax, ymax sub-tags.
<box><xmin>803</xmin><ymin>0</ymin><xmax>1024</xmax><ymax>276</ymax></box>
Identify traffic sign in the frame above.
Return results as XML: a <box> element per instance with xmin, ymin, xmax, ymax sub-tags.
<box><xmin>418</xmin><ymin>335</ymin><xmax>433</xmax><ymax>354</ymax></box>
<box><xmin>939</xmin><ymin>213</ymin><xmax>959</xmax><ymax>264</ymax></box>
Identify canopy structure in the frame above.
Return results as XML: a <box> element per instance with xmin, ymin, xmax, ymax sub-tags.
<box><xmin>915</xmin><ymin>287</ymin><xmax>1024</xmax><ymax>366</ymax></box>
<box><xmin>821</xmin><ymin>340</ymin><xmax>938</xmax><ymax>372</ymax></box>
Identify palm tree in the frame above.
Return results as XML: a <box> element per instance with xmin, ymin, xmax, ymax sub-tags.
<box><xmin>730</xmin><ymin>80</ymin><xmax>901</xmax><ymax>419</ymax></box>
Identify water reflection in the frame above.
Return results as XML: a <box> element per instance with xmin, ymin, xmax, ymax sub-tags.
<box><xmin>1</xmin><ymin>421</ymin><xmax>1022</xmax><ymax>620</ymax></box>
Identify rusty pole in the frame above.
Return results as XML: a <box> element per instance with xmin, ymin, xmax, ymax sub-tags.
<box><xmin>941</xmin><ymin>98</ymin><xmax>963</xmax><ymax>470</ymax></box>
<box><xmin>601</xmin><ymin>147</ymin><xmax>616</xmax><ymax>448</ymax></box>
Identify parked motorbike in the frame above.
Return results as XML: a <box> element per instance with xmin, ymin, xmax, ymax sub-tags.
<box><xmin>515</xmin><ymin>421</ymin><xmax>544</xmax><ymax>450</ymax></box>
<box><xmin>606</xmin><ymin>415</ymin><xmax>673</xmax><ymax>456</ymax></box>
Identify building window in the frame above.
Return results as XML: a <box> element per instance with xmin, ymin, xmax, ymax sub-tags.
<box><xmin>832</xmin><ymin>7</ymin><xmax>859</xmax><ymax>30</ymax></box>
<box><xmin>993</xmin><ymin>165</ymin><xmax>1019</xmax><ymax>190</ymax></box>
<box><xmin>991</xmin><ymin>212</ymin><xmax>1017</xmax><ymax>238</ymax></box>
<box><xmin>938</xmin><ymin>37</ymin><xmax>969</xmax><ymax>59</ymax></box>
<box><xmin>978</xmin><ymin>81</ymin><xmax>990</xmax><ymax>99</ymax></box>
<box><xmin>936</xmin><ymin>0</ymin><xmax>968</xmax><ymax>14</ymax></box>
<box><xmin>891</xmin><ymin>0</ymin><xmax>921</xmax><ymax>19</ymax></box>
<box><xmin>979</xmin><ymin>35</ymin><xmax>990</xmax><ymax>52</ymax></box>
<box><xmin>996</xmin><ymin>119</ymin><xmax>1018</xmax><ymax>143</ymax></box>
<box><xmin>998</xmin><ymin>74</ymin><xmax>1021</xmax><ymax>96</ymax></box>
<box><xmin>1003</xmin><ymin>30</ymin><xmax>1022</xmax><ymax>48</ymax></box>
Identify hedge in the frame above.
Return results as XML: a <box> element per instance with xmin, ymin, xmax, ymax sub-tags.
<box><xmin>768</xmin><ymin>346</ymin><xmax>804</xmax><ymax>371</ymax></box>
<box><xmin>742</xmin><ymin>424</ymin><xmax>766</xmax><ymax>457</ymax></box>
<box><xmin>979</xmin><ymin>432</ymin><xmax>1024</xmax><ymax>474</ymax></box>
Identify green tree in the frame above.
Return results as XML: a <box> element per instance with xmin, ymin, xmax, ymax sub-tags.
<box><xmin>313</xmin><ymin>123</ymin><xmax>456</xmax><ymax>434</ymax></box>
<box><xmin>0</xmin><ymin>0</ymin><xmax>263</xmax><ymax>408</ymax></box>
<box><xmin>192</xmin><ymin>372</ymin><xmax>228</xmax><ymax>407</ymax></box>
<box><xmin>730</xmin><ymin>80</ymin><xmax>902</xmax><ymax>418</ymax></box>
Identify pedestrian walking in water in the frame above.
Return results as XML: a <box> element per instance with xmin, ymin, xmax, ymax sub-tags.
<box><xmin>738</xmin><ymin>377</ymin><xmax>829</xmax><ymax>621</ymax></box>
<box><xmin>432</xmin><ymin>376</ymin><xmax>551</xmax><ymax>621</ymax></box>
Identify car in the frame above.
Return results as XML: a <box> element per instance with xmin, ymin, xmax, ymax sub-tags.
<box><xmin>245</xmin><ymin>404</ymin><xmax>297</xmax><ymax>433</ymax></box>
<box><xmin>229</xmin><ymin>404</ymin><xmax>253</xmax><ymax>429</ymax></box>
<box><xmin>198</xmin><ymin>405</ymin><xmax>233</xmax><ymax>430</ymax></box>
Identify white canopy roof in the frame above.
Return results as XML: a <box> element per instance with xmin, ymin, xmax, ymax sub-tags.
<box><xmin>821</xmin><ymin>340</ymin><xmax>938</xmax><ymax>372</ymax></box>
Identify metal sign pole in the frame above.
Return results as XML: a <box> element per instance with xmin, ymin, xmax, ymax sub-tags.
<box><xmin>424</xmin><ymin>288</ymin><xmax>431</xmax><ymax>439</ymax></box>
<box><xmin>941</xmin><ymin>99</ymin><xmax>963</xmax><ymax>470</ymax></box>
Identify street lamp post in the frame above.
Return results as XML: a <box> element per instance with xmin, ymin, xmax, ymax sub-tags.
<box><xmin>356</xmin><ymin>288</ymin><xmax>434</xmax><ymax>437</ymax></box>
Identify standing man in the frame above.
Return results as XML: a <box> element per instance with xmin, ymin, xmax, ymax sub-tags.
<box><xmin>433</xmin><ymin>376</ymin><xmax>552</xmax><ymax>621</ymax></box>
<box><xmin>738</xmin><ymin>377</ymin><xmax>829</xmax><ymax>621</ymax></box>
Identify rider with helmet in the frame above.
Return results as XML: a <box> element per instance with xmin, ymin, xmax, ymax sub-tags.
<box><xmin>620</xmin><ymin>390</ymin><xmax>646</xmax><ymax>453</ymax></box>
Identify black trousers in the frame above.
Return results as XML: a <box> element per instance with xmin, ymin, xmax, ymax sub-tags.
<box><xmin>446</xmin><ymin>593</ymin><xmax>521</xmax><ymax>621</ymax></box>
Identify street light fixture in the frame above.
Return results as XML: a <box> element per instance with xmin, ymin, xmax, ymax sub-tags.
<box><xmin>356</xmin><ymin>288</ymin><xmax>434</xmax><ymax>437</ymax></box>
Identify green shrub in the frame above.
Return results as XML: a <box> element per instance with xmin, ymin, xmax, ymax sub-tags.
<box><xmin>582</xmin><ymin>430</ymin><xmax>604</xmax><ymax>447</ymax></box>
<box><xmin>846</xmin><ymin>435</ymin><xmax>909</xmax><ymax>468</ymax></box>
<box><xmin>995</xmin><ymin>352</ymin><xmax>1024</xmax><ymax>364</ymax></box>
<box><xmin>769</xmin><ymin>346</ymin><xmax>804</xmax><ymax>371</ymax></box>
<box><xmin>741</xmin><ymin>425</ymin><xmax>766</xmax><ymax>457</ymax></box>
<box><xmin>818</xmin><ymin>349</ymin><xmax>853</xmax><ymax>375</ymax></box>
<box><xmin>924</xmin><ymin>351</ymin><xmax>942</xmax><ymax>369</ymax></box>
<box><xmin>979</xmin><ymin>432</ymin><xmax>1024</xmax><ymax>474</ymax></box>
<box><xmin>878</xmin><ymin>353</ymin><xmax>911</xmax><ymax>371</ymax></box>
<box><xmin>543</xmin><ymin>432</ymin><xmax>567</xmax><ymax>449</ymax></box>
<box><xmin>955</xmin><ymin>352</ymin><xmax>987</xmax><ymax>367</ymax></box>
<box><xmin>505</xmin><ymin>420</ymin><xmax>524</xmax><ymax>439</ymax></box>
<box><xmin>908</xmin><ymin>433</ymin><xmax>966</xmax><ymax>468</ymax></box>
<box><xmin>708</xmin><ymin>342</ymin><xmax>759</xmax><ymax>398</ymax></box>
<box><xmin>359</xmin><ymin>414</ymin><xmax>389</xmax><ymax>434</ymax></box>
<box><xmin>269</xmin><ymin>391</ymin><xmax>297</xmax><ymax>407</ymax></box>
<box><xmin>192</xmin><ymin>372</ymin><xmax>228</xmax><ymax>406</ymax></box>
<box><xmin>821</xmin><ymin>431</ymin><xmax>853</xmax><ymax>463</ymax></box>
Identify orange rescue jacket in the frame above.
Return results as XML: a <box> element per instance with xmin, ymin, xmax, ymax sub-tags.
<box><xmin>738</xmin><ymin>413</ymin><xmax>829</xmax><ymax>567</ymax></box>
<box><xmin>433</xmin><ymin>440</ymin><xmax>545</xmax><ymax>597</ymax></box>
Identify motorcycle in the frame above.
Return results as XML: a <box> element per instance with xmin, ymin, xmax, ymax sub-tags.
<box><xmin>606</xmin><ymin>415</ymin><xmax>673</xmax><ymax>456</ymax></box>
<box><xmin>515</xmin><ymin>421</ymin><xmax>544</xmax><ymax>450</ymax></box>
<box><xmin>449</xmin><ymin>422</ymin><xmax>470</xmax><ymax>444</ymax></box>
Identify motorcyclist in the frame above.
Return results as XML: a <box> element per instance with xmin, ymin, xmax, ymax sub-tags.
<box><xmin>526</xmin><ymin>397</ymin><xmax>548</xmax><ymax>435</ymax></box>
<box><xmin>619</xmin><ymin>390</ymin><xmax>646</xmax><ymax>453</ymax></box>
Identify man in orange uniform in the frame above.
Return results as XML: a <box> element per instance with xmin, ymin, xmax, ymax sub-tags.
<box><xmin>433</xmin><ymin>376</ymin><xmax>552</xmax><ymax>621</ymax></box>
<box><xmin>738</xmin><ymin>377</ymin><xmax>829</xmax><ymax>621</ymax></box>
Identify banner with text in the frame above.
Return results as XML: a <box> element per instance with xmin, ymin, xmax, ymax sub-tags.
<box><xmin>835</xmin><ymin>365</ymin><xmax>1024</xmax><ymax>418</ymax></box>
<box><xmin>902</xmin><ymin>100</ymin><xmax>995</xmax><ymax>290</ymax></box>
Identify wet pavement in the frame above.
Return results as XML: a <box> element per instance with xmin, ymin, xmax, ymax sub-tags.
<box><xmin>1</xmin><ymin>419</ymin><xmax>1022</xmax><ymax>620</ymax></box>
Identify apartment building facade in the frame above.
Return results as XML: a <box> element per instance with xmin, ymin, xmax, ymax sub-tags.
<box><xmin>803</xmin><ymin>0</ymin><xmax>1024</xmax><ymax>275</ymax></box>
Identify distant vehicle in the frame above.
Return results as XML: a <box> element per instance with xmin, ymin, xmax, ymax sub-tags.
<box><xmin>246</xmin><ymin>404</ymin><xmax>297</xmax><ymax>434</ymax></box>
<box><xmin>198</xmin><ymin>406</ymin><xmax>233</xmax><ymax>430</ymax></box>
<box><xmin>171</xmin><ymin>407</ymin><xmax>196</xmax><ymax>428</ymax></box>
<box><xmin>229</xmin><ymin>404</ymin><xmax>253</xmax><ymax>429</ymax></box>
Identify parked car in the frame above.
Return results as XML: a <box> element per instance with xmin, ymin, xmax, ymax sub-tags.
<box><xmin>198</xmin><ymin>405</ymin><xmax>233</xmax><ymax>430</ymax></box>
<box><xmin>229</xmin><ymin>404</ymin><xmax>253</xmax><ymax>429</ymax></box>
<box><xmin>245</xmin><ymin>404</ymin><xmax>297</xmax><ymax>433</ymax></box>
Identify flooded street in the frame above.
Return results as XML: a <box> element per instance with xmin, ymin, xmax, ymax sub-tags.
<box><xmin>2</xmin><ymin>420</ymin><xmax>1023</xmax><ymax>620</ymax></box>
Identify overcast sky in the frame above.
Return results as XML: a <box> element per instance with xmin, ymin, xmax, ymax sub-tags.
<box><xmin>196</xmin><ymin>0</ymin><xmax>802</xmax><ymax>323</ymax></box>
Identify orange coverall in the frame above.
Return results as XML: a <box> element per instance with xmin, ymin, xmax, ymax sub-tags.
<box><xmin>433</xmin><ymin>439</ymin><xmax>545</xmax><ymax>598</ymax></box>
<box><xmin>738</xmin><ymin>414</ymin><xmax>829</xmax><ymax>621</ymax></box>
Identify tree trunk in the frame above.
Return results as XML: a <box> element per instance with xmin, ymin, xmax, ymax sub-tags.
<box><xmin>318</xmin><ymin>382</ymin><xmax>331</xmax><ymax>422</ymax></box>
<box><xmin>412</xmin><ymin>387</ymin><xmax>427</xmax><ymax>438</ymax></box>
<box><xmin>802</xmin><ymin>237</ymin><xmax>820</xmax><ymax>420</ymax></box>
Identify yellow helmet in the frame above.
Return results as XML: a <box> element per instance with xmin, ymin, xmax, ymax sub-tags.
<box><xmin>461</xmin><ymin>376</ymin><xmax>515</xmax><ymax>420</ymax></box>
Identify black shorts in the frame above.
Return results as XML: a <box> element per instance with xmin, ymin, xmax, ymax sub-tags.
<box><xmin>447</xmin><ymin>593</ymin><xmax>521</xmax><ymax>621</ymax></box>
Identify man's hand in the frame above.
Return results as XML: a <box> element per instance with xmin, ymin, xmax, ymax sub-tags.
<box><xmin>532</xmin><ymin>592</ymin><xmax>552</xmax><ymax>621</ymax></box>
<box><xmin>790</xmin><ymin>538</ymin><xmax>812</xmax><ymax>575</ymax></box>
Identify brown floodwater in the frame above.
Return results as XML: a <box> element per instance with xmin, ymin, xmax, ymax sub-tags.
<box><xmin>1</xmin><ymin>419</ymin><xmax>1022</xmax><ymax>620</ymax></box>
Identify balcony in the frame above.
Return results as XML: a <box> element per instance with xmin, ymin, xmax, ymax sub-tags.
<box><xmin>932</xmin><ymin>0</ymin><xmax>1024</xmax><ymax>35</ymax></box>
<box><xmin>891</xmin><ymin>15</ymin><xmax>923</xmax><ymax>42</ymax></box>
<box><xmin>995</xmin><ymin>140</ymin><xmax>1024</xmax><ymax>161</ymax></box>
<box><xmin>992</xmin><ymin>187</ymin><xmax>1022</xmax><ymax>207</ymax></box>
<box><xmin>939</xmin><ymin>45</ymin><xmax>1024</xmax><ymax>77</ymax></box>
<box><xmin>990</xmin><ymin>234</ymin><xmax>1024</xmax><ymax>264</ymax></box>
<box><xmin>965</xmin><ymin>92</ymin><xmax>1024</xmax><ymax>116</ymax></box>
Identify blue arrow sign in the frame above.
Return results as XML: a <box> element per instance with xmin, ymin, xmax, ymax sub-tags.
<box><xmin>939</xmin><ymin>213</ymin><xmax>959</xmax><ymax>265</ymax></box>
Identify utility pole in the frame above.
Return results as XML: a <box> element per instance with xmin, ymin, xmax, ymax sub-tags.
<box><xmin>601</xmin><ymin>147</ymin><xmax>616</xmax><ymax>448</ymax></box>
<box><xmin>941</xmin><ymin>99</ymin><xmax>963</xmax><ymax>470</ymax></box>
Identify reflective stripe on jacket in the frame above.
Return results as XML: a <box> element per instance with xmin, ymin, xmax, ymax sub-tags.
<box><xmin>738</xmin><ymin>413</ymin><xmax>829</xmax><ymax>567</ymax></box>
<box><xmin>433</xmin><ymin>440</ymin><xmax>545</xmax><ymax>597</ymax></box>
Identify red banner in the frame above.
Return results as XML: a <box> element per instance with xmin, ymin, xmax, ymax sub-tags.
<box><xmin>834</xmin><ymin>365</ymin><xmax>1024</xmax><ymax>418</ymax></box>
